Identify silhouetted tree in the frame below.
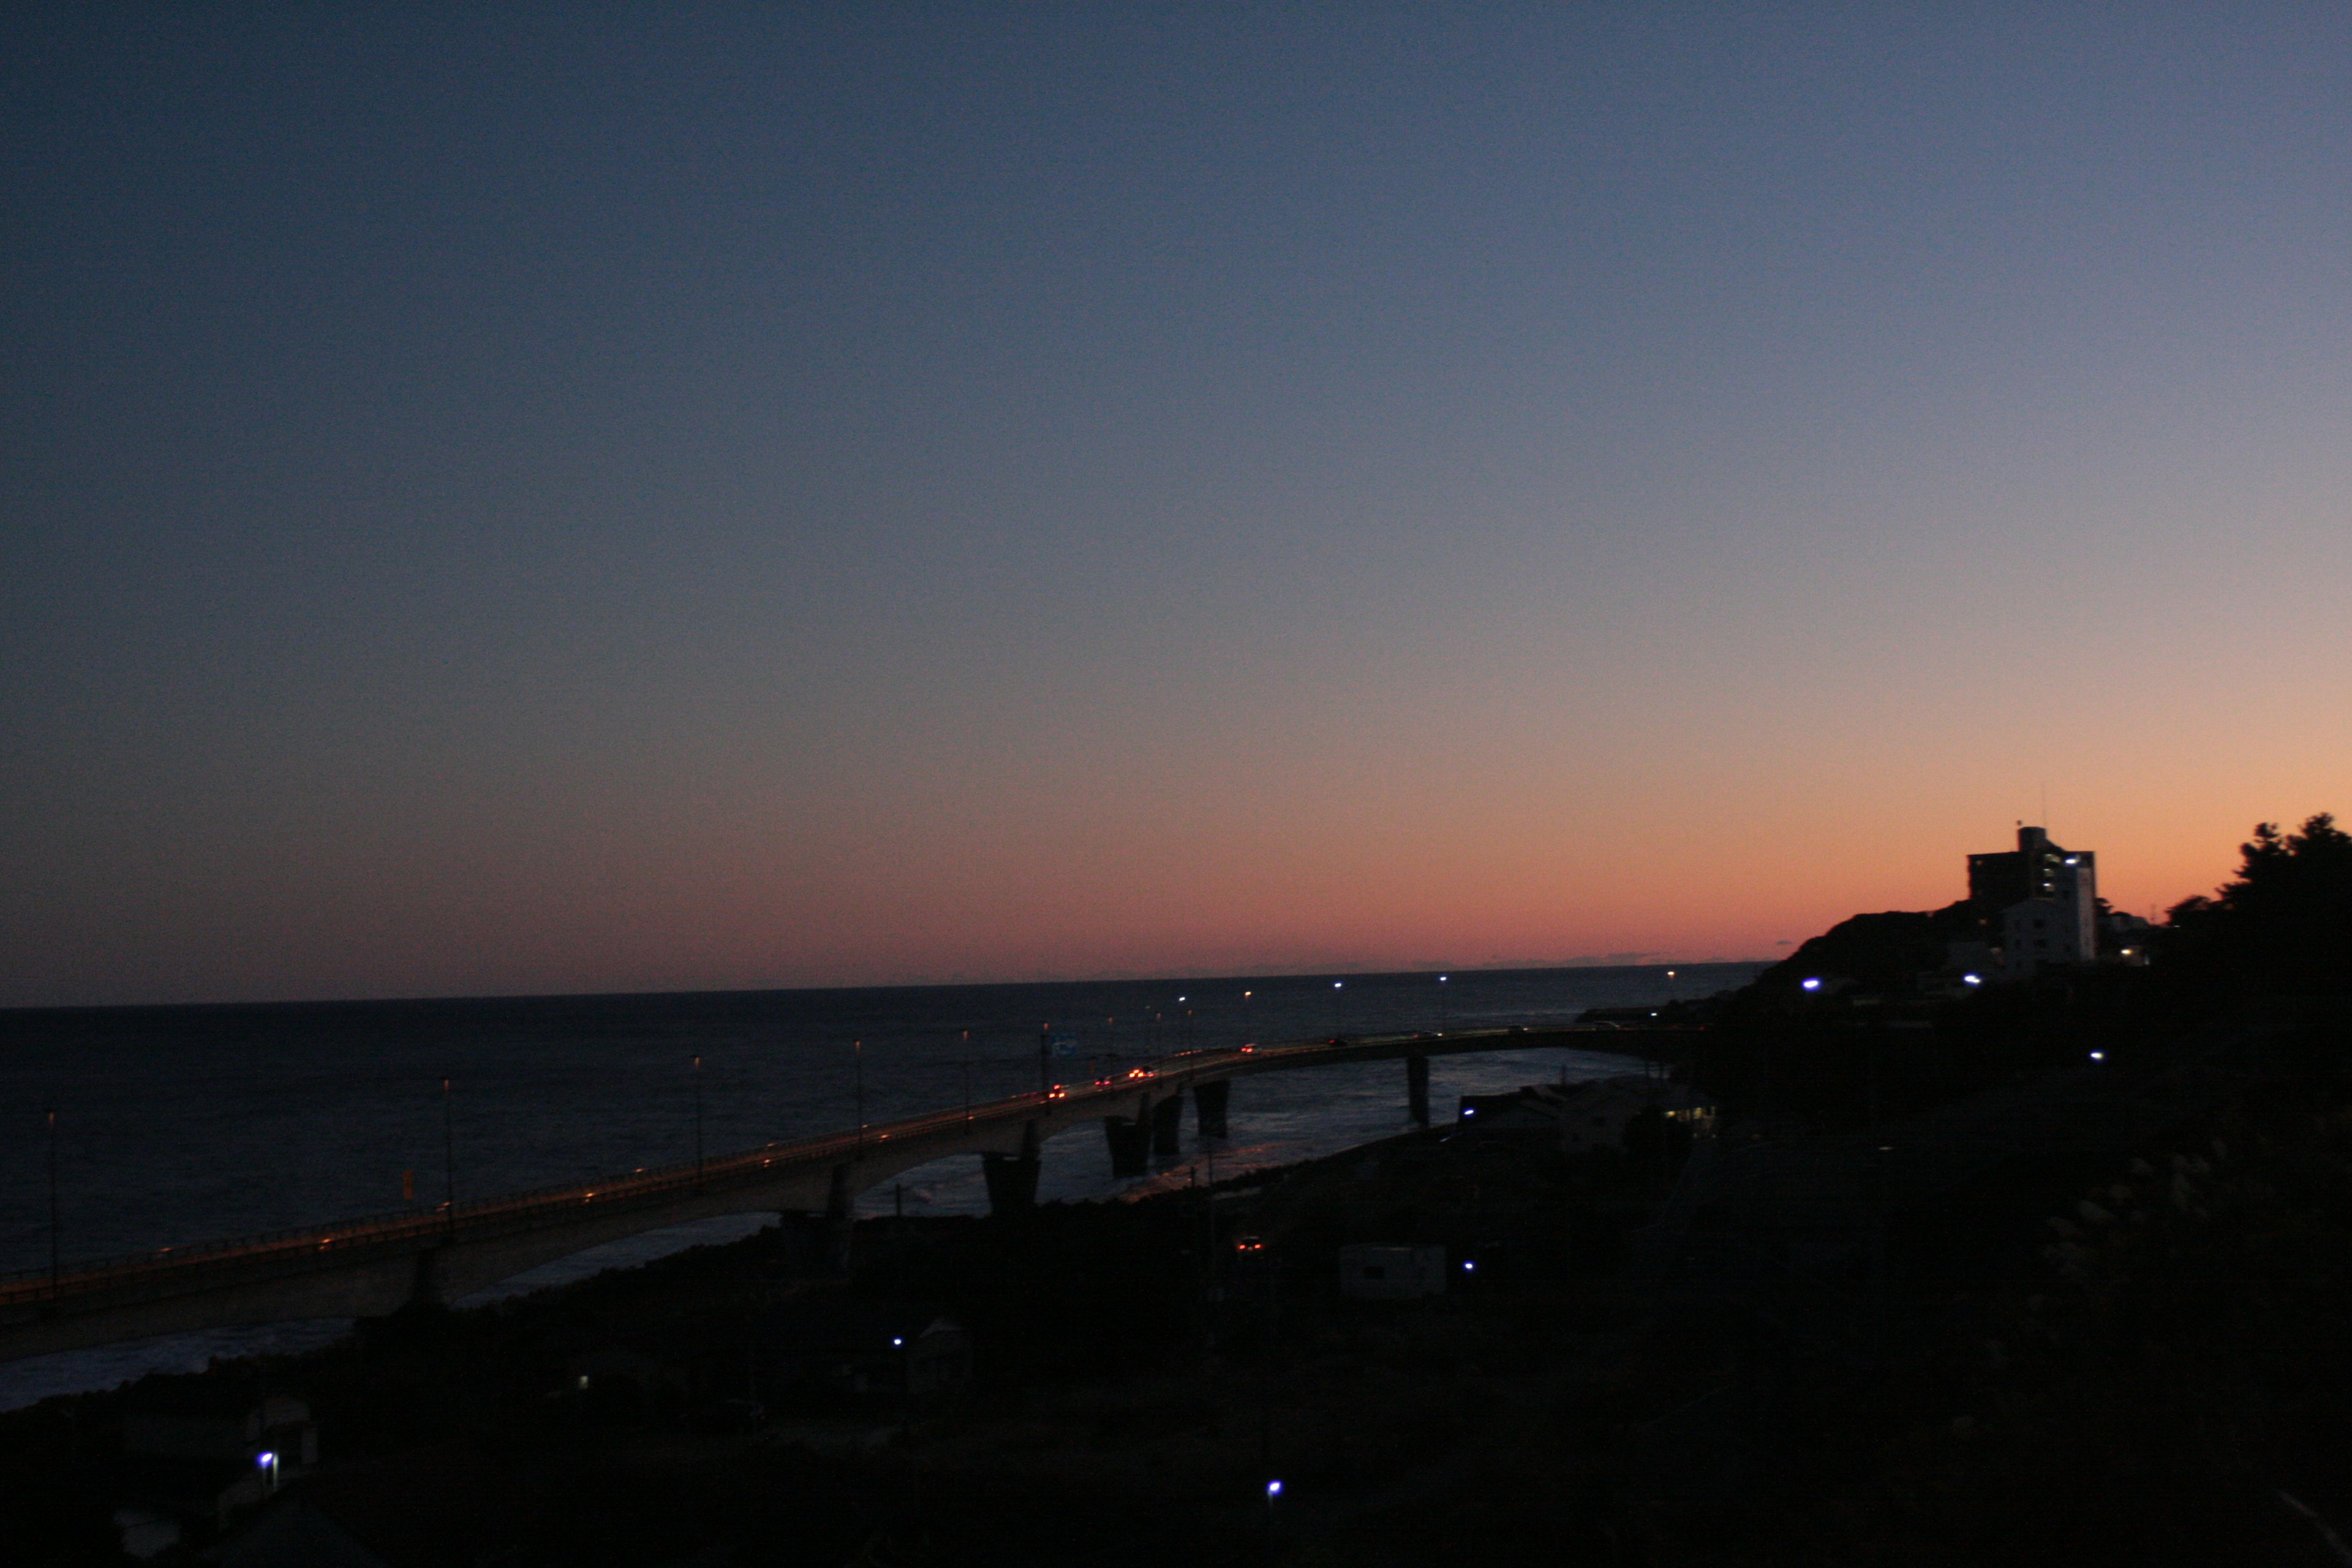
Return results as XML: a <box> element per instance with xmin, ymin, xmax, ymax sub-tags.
<box><xmin>2165</xmin><ymin>813</ymin><xmax>2352</xmax><ymax>989</ymax></box>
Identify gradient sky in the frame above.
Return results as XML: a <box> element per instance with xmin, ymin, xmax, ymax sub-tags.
<box><xmin>4</xmin><ymin>5</ymin><xmax>2348</xmax><ymax>1007</ymax></box>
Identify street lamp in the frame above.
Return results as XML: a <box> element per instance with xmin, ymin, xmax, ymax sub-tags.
<box><xmin>1438</xmin><ymin>974</ymin><xmax>1449</xmax><ymax>1035</ymax></box>
<box><xmin>854</xmin><ymin>1040</ymin><xmax>865</xmax><ymax>1152</ymax></box>
<box><xmin>1331</xmin><ymin>980</ymin><xmax>1344</xmax><ymax>1037</ymax></box>
<box><xmin>441</xmin><ymin>1078</ymin><xmax>456</xmax><ymax>1230</ymax></box>
<box><xmin>45</xmin><ymin>1109</ymin><xmax>59</xmax><ymax>1298</ymax></box>
<box><xmin>692</xmin><ymin>1055</ymin><xmax>705</xmax><ymax>1183</ymax></box>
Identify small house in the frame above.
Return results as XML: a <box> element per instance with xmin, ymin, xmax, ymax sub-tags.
<box><xmin>1337</xmin><ymin>1243</ymin><xmax>1448</xmax><ymax>1300</ymax></box>
<box><xmin>751</xmin><ymin>1297</ymin><xmax>971</xmax><ymax>1404</ymax></box>
<box><xmin>116</xmin><ymin>1377</ymin><xmax>318</xmax><ymax>1528</ymax></box>
<box><xmin>1458</xmin><ymin>1077</ymin><xmax>1713</xmax><ymax>1155</ymax></box>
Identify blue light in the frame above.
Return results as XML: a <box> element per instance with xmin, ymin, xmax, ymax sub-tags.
<box><xmin>1266</xmin><ymin>1480</ymin><xmax>1283</xmax><ymax>1498</ymax></box>
<box><xmin>1462</xmin><ymin>1260</ymin><xmax>1476</xmax><ymax>1272</ymax></box>
<box><xmin>1964</xmin><ymin>974</ymin><xmax>1982</xmax><ymax>986</ymax></box>
<box><xmin>1801</xmin><ymin>978</ymin><xmax>1822</xmax><ymax>992</ymax></box>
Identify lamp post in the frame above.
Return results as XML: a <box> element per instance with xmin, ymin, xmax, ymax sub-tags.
<box><xmin>853</xmin><ymin>1039</ymin><xmax>865</xmax><ymax>1152</ymax></box>
<box><xmin>441</xmin><ymin>1078</ymin><xmax>456</xmax><ymax>1230</ymax></box>
<box><xmin>692</xmin><ymin>1055</ymin><xmax>705</xmax><ymax>1184</ymax></box>
<box><xmin>1331</xmin><ymin>980</ymin><xmax>1343</xmax><ymax>1038</ymax></box>
<box><xmin>1242</xmin><ymin>991</ymin><xmax>1253</xmax><ymax>1047</ymax></box>
<box><xmin>46</xmin><ymin>1109</ymin><xmax>59</xmax><ymax>1298</ymax></box>
<box><xmin>1438</xmin><ymin>974</ymin><xmax>1449</xmax><ymax>1035</ymax></box>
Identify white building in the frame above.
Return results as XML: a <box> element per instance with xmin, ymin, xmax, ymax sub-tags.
<box><xmin>1969</xmin><ymin>824</ymin><xmax>2098</xmax><ymax>973</ymax></box>
<box><xmin>2000</xmin><ymin>854</ymin><xmax>2097</xmax><ymax>971</ymax></box>
<box><xmin>1338</xmin><ymin>1244</ymin><xmax>1449</xmax><ymax>1300</ymax></box>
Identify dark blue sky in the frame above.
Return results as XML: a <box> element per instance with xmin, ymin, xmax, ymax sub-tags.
<box><xmin>5</xmin><ymin>6</ymin><xmax>2348</xmax><ymax>1005</ymax></box>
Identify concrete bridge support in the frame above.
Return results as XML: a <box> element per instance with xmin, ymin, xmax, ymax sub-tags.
<box><xmin>1407</xmin><ymin>1054</ymin><xmax>1430</xmax><ymax>1128</ymax></box>
<box><xmin>1103</xmin><ymin>1115</ymin><xmax>1151</xmax><ymax>1177</ymax></box>
<box><xmin>1194</xmin><ymin>1078</ymin><xmax>1230</xmax><ymax>1139</ymax></box>
<box><xmin>982</xmin><ymin>1123</ymin><xmax>1042</xmax><ymax>1215</ymax></box>
<box><xmin>1150</xmin><ymin>1093</ymin><xmax>1185</xmax><ymax>1156</ymax></box>
<box><xmin>409</xmin><ymin>1246</ymin><xmax>451</xmax><ymax>1312</ymax></box>
<box><xmin>982</xmin><ymin>1151</ymin><xmax>1039</xmax><ymax>1213</ymax></box>
<box><xmin>826</xmin><ymin>1165</ymin><xmax>855</xmax><ymax>1273</ymax></box>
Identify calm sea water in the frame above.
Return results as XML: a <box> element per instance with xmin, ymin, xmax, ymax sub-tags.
<box><xmin>0</xmin><ymin>963</ymin><xmax>1756</xmax><ymax>1406</ymax></box>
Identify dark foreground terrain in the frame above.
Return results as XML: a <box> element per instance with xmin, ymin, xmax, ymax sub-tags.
<box><xmin>11</xmin><ymin>986</ymin><xmax>2352</xmax><ymax>1567</ymax></box>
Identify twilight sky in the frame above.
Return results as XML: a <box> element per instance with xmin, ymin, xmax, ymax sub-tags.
<box><xmin>4</xmin><ymin>5</ymin><xmax>2348</xmax><ymax>1007</ymax></box>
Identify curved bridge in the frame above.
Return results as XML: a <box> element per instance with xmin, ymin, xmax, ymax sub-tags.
<box><xmin>0</xmin><ymin>1024</ymin><xmax>1692</xmax><ymax>1360</ymax></box>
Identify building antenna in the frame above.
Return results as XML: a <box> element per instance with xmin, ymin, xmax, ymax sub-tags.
<box><xmin>2040</xmin><ymin>782</ymin><xmax>2049</xmax><ymax>832</ymax></box>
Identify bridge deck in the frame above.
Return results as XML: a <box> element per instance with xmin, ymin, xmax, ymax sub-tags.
<box><xmin>1</xmin><ymin>1024</ymin><xmax>1691</xmax><ymax>1354</ymax></box>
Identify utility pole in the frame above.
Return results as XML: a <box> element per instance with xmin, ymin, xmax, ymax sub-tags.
<box><xmin>441</xmin><ymin>1078</ymin><xmax>456</xmax><ymax>1231</ymax></box>
<box><xmin>46</xmin><ymin>1109</ymin><xmax>60</xmax><ymax>1298</ymax></box>
<box><xmin>1438</xmin><ymin>974</ymin><xmax>1449</xmax><ymax>1034</ymax></box>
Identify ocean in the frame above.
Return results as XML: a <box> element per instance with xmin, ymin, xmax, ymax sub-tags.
<box><xmin>0</xmin><ymin>962</ymin><xmax>1757</xmax><ymax>1406</ymax></box>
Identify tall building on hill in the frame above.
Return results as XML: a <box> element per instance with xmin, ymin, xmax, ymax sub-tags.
<box><xmin>1969</xmin><ymin>825</ymin><xmax>2097</xmax><ymax>969</ymax></box>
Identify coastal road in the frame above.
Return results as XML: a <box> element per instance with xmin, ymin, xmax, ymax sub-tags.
<box><xmin>0</xmin><ymin>1023</ymin><xmax>1694</xmax><ymax>1360</ymax></box>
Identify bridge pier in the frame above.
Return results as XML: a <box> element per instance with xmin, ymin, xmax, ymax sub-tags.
<box><xmin>1194</xmin><ymin>1078</ymin><xmax>1230</xmax><ymax>1139</ymax></box>
<box><xmin>407</xmin><ymin>1246</ymin><xmax>451</xmax><ymax>1312</ymax></box>
<box><xmin>1407</xmin><ymin>1054</ymin><xmax>1430</xmax><ymax>1128</ymax></box>
<box><xmin>1150</xmin><ymin>1093</ymin><xmax>1185</xmax><ymax>1156</ymax></box>
<box><xmin>982</xmin><ymin>1150</ymin><xmax>1040</xmax><ymax>1213</ymax></box>
<box><xmin>826</xmin><ymin>1164</ymin><xmax>855</xmax><ymax>1274</ymax></box>
<box><xmin>982</xmin><ymin>1123</ymin><xmax>1042</xmax><ymax>1214</ymax></box>
<box><xmin>1103</xmin><ymin>1115</ymin><xmax>1150</xmax><ymax>1177</ymax></box>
